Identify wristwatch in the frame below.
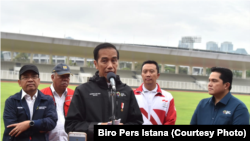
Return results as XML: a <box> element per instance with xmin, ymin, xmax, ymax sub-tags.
<box><xmin>29</xmin><ymin>120</ymin><xmax>35</xmax><ymax>127</ymax></box>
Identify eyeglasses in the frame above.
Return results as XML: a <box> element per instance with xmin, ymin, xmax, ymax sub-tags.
<box><xmin>21</xmin><ymin>76</ymin><xmax>39</xmax><ymax>80</ymax></box>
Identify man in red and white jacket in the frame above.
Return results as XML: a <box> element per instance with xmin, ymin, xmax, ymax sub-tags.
<box><xmin>134</xmin><ymin>60</ymin><xmax>176</xmax><ymax>125</ymax></box>
<box><xmin>41</xmin><ymin>63</ymin><xmax>74</xmax><ymax>141</ymax></box>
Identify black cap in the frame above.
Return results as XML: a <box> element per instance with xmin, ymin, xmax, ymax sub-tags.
<box><xmin>19</xmin><ymin>65</ymin><xmax>39</xmax><ymax>79</ymax></box>
<box><xmin>52</xmin><ymin>63</ymin><xmax>71</xmax><ymax>75</ymax></box>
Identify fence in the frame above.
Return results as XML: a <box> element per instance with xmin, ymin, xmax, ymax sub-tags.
<box><xmin>1</xmin><ymin>70</ymin><xmax>249</xmax><ymax>93</ymax></box>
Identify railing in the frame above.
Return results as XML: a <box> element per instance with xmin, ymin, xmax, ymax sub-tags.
<box><xmin>1</xmin><ymin>70</ymin><xmax>250</xmax><ymax>93</ymax></box>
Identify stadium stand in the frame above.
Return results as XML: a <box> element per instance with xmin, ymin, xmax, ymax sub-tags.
<box><xmin>2</xmin><ymin>60</ymin><xmax>250</xmax><ymax>93</ymax></box>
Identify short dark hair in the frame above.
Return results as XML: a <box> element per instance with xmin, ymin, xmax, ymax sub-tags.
<box><xmin>210</xmin><ymin>67</ymin><xmax>233</xmax><ymax>90</ymax></box>
<box><xmin>141</xmin><ymin>60</ymin><xmax>160</xmax><ymax>73</ymax></box>
<box><xmin>93</xmin><ymin>43</ymin><xmax>119</xmax><ymax>61</ymax></box>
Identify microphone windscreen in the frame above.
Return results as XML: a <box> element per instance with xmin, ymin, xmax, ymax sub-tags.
<box><xmin>107</xmin><ymin>72</ymin><xmax>116</xmax><ymax>80</ymax></box>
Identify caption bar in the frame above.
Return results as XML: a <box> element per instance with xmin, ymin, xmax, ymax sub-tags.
<box><xmin>94</xmin><ymin>125</ymin><xmax>249</xmax><ymax>140</ymax></box>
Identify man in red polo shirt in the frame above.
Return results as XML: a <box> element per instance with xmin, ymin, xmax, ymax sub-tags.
<box><xmin>41</xmin><ymin>63</ymin><xmax>74</xmax><ymax>141</ymax></box>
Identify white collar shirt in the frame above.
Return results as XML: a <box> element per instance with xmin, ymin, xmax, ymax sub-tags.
<box><xmin>21</xmin><ymin>89</ymin><xmax>38</xmax><ymax>120</ymax></box>
<box><xmin>48</xmin><ymin>84</ymin><xmax>68</xmax><ymax>141</ymax></box>
<box><xmin>142</xmin><ymin>84</ymin><xmax>158</xmax><ymax>114</ymax></box>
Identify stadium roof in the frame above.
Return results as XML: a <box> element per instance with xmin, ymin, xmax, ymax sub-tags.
<box><xmin>1</xmin><ymin>32</ymin><xmax>250</xmax><ymax>70</ymax></box>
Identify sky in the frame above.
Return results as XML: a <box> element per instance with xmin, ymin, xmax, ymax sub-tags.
<box><xmin>1</xmin><ymin>0</ymin><xmax>250</xmax><ymax>53</ymax></box>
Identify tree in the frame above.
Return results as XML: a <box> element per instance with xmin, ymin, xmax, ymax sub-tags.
<box><xmin>14</xmin><ymin>53</ymin><xmax>29</xmax><ymax>62</ymax></box>
<box><xmin>165</xmin><ymin>66</ymin><xmax>175</xmax><ymax>73</ymax></box>
<box><xmin>206</xmin><ymin>68</ymin><xmax>211</xmax><ymax>75</ymax></box>
<box><xmin>87</xmin><ymin>61</ymin><xmax>95</xmax><ymax>68</ymax></box>
<box><xmin>246</xmin><ymin>70</ymin><xmax>250</xmax><ymax>78</ymax></box>
<box><xmin>134</xmin><ymin>62</ymin><xmax>143</xmax><ymax>71</ymax></box>
<box><xmin>179</xmin><ymin>67</ymin><xmax>188</xmax><ymax>74</ymax></box>
<box><xmin>69</xmin><ymin>60</ymin><xmax>75</xmax><ymax>66</ymax></box>
<box><xmin>232</xmin><ymin>70</ymin><xmax>242</xmax><ymax>78</ymax></box>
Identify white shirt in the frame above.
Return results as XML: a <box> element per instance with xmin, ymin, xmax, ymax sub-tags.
<box><xmin>48</xmin><ymin>84</ymin><xmax>68</xmax><ymax>141</ymax></box>
<box><xmin>135</xmin><ymin>84</ymin><xmax>176</xmax><ymax>125</ymax></box>
<box><xmin>142</xmin><ymin>85</ymin><xmax>158</xmax><ymax>115</ymax></box>
<box><xmin>21</xmin><ymin>89</ymin><xmax>38</xmax><ymax>120</ymax></box>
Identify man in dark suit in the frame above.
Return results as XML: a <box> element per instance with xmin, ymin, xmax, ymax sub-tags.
<box><xmin>3</xmin><ymin>64</ymin><xmax>58</xmax><ymax>141</ymax></box>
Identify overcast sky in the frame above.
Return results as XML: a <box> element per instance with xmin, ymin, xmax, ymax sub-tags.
<box><xmin>1</xmin><ymin>0</ymin><xmax>250</xmax><ymax>53</ymax></box>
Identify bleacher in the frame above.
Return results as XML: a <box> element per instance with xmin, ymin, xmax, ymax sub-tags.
<box><xmin>233</xmin><ymin>78</ymin><xmax>250</xmax><ymax>86</ymax></box>
<box><xmin>2</xmin><ymin>60</ymin><xmax>250</xmax><ymax>93</ymax></box>
<box><xmin>1</xmin><ymin>61</ymin><xmax>17</xmax><ymax>71</ymax></box>
<box><xmin>158</xmin><ymin>73</ymin><xmax>195</xmax><ymax>82</ymax></box>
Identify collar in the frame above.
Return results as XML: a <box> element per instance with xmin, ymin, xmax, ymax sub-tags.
<box><xmin>135</xmin><ymin>83</ymin><xmax>163</xmax><ymax>96</ymax></box>
<box><xmin>21</xmin><ymin>89</ymin><xmax>38</xmax><ymax>100</ymax></box>
<box><xmin>142</xmin><ymin>84</ymin><xmax>157</xmax><ymax>93</ymax></box>
<box><xmin>210</xmin><ymin>92</ymin><xmax>232</xmax><ymax>105</ymax></box>
<box><xmin>50</xmin><ymin>84</ymin><xmax>67</xmax><ymax>96</ymax></box>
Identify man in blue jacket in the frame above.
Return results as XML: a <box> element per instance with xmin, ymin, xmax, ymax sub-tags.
<box><xmin>3</xmin><ymin>64</ymin><xmax>58</xmax><ymax>141</ymax></box>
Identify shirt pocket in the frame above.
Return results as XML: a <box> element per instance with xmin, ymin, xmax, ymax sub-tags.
<box><xmin>218</xmin><ymin>114</ymin><xmax>232</xmax><ymax>125</ymax></box>
<box><xmin>17</xmin><ymin>108</ymin><xmax>28</xmax><ymax>120</ymax></box>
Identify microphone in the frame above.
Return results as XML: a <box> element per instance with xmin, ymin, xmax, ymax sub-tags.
<box><xmin>107</xmin><ymin>72</ymin><xmax>116</xmax><ymax>125</ymax></box>
<box><xmin>107</xmin><ymin>72</ymin><xmax>116</xmax><ymax>91</ymax></box>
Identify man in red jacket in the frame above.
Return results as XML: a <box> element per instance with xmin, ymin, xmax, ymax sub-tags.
<box><xmin>134</xmin><ymin>60</ymin><xmax>176</xmax><ymax>125</ymax></box>
<box><xmin>41</xmin><ymin>63</ymin><xmax>74</xmax><ymax>141</ymax></box>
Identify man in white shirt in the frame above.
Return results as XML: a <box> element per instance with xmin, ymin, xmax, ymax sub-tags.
<box><xmin>41</xmin><ymin>63</ymin><xmax>74</xmax><ymax>141</ymax></box>
<box><xmin>3</xmin><ymin>64</ymin><xmax>57</xmax><ymax>141</ymax></box>
<box><xmin>134</xmin><ymin>60</ymin><xmax>177</xmax><ymax>125</ymax></box>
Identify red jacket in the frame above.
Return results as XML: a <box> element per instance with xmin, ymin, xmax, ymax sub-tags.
<box><xmin>134</xmin><ymin>83</ymin><xmax>176</xmax><ymax>125</ymax></box>
<box><xmin>41</xmin><ymin>87</ymin><xmax>74</xmax><ymax>117</ymax></box>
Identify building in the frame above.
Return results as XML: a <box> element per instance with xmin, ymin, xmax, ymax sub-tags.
<box><xmin>235</xmin><ymin>48</ymin><xmax>248</xmax><ymax>55</ymax></box>
<box><xmin>178</xmin><ymin>41</ymin><xmax>193</xmax><ymax>49</ymax></box>
<box><xmin>206</xmin><ymin>41</ymin><xmax>219</xmax><ymax>51</ymax></box>
<box><xmin>220</xmin><ymin>41</ymin><xmax>233</xmax><ymax>53</ymax></box>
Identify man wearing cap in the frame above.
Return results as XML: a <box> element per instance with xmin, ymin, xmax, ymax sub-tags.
<box><xmin>3</xmin><ymin>64</ymin><xmax>57</xmax><ymax>141</ymax></box>
<box><xmin>41</xmin><ymin>63</ymin><xmax>74</xmax><ymax>141</ymax></box>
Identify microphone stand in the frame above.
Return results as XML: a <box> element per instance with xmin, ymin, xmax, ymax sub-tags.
<box><xmin>111</xmin><ymin>86</ymin><xmax>116</xmax><ymax>125</ymax></box>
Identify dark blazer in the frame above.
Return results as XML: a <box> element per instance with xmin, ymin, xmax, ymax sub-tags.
<box><xmin>3</xmin><ymin>90</ymin><xmax>58</xmax><ymax>141</ymax></box>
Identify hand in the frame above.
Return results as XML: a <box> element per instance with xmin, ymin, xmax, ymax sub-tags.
<box><xmin>100</xmin><ymin>122</ymin><xmax>109</xmax><ymax>125</ymax></box>
<box><xmin>101</xmin><ymin>121</ymin><xmax>123</xmax><ymax>125</ymax></box>
<box><xmin>7</xmin><ymin>121</ymin><xmax>30</xmax><ymax>137</ymax></box>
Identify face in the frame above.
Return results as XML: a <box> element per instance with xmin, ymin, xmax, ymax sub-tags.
<box><xmin>208</xmin><ymin>72</ymin><xmax>229</xmax><ymax>95</ymax></box>
<box><xmin>141</xmin><ymin>64</ymin><xmax>160</xmax><ymax>86</ymax></box>
<box><xmin>51</xmin><ymin>73</ymin><xmax>70</xmax><ymax>91</ymax></box>
<box><xmin>18</xmin><ymin>70</ymin><xmax>40</xmax><ymax>94</ymax></box>
<box><xmin>94</xmin><ymin>48</ymin><xmax>118</xmax><ymax>80</ymax></box>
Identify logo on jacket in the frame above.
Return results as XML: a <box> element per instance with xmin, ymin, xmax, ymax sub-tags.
<box><xmin>162</xmin><ymin>99</ymin><xmax>168</xmax><ymax>108</ymax></box>
<box><xmin>116</xmin><ymin>92</ymin><xmax>126</xmax><ymax>97</ymax></box>
<box><xmin>89</xmin><ymin>93</ymin><xmax>101</xmax><ymax>96</ymax></box>
<box><xmin>36</xmin><ymin>106</ymin><xmax>47</xmax><ymax>110</ymax></box>
<box><xmin>17</xmin><ymin>107</ymin><xmax>23</xmax><ymax>109</ymax></box>
<box><xmin>223</xmin><ymin>110</ymin><xmax>231</xmax><ymax>115</ymax></box>
<box><xmin>121</xmin><ymin>93</ymin><xmax>126</xmax><ymax>97</ymax></box>
<box><xmin>116</xmin><ymin>92</ymin><xmax>121</xmax><ymax>97</ymax></box>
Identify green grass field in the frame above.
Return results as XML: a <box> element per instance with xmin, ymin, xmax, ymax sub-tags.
<box><xmin>1</xmin><ymin>82</ymin><xmax>250</xmax><ymax>139</ymax></box>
